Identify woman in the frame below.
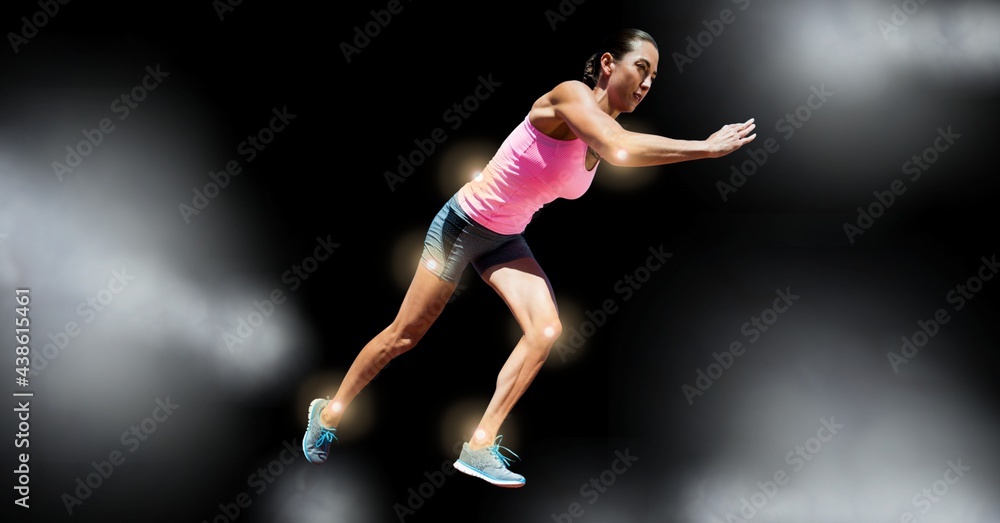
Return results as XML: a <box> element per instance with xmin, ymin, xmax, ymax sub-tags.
<box><xmin>303</xmin><ymin>28</ymin><xmax>755</xmax><ymax>487</ymax></box>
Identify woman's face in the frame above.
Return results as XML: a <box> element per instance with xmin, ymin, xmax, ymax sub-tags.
<box><xmin>606</xmin><ymin>40</ymin><xmax>659</xmax><ymax>113</ymax></box>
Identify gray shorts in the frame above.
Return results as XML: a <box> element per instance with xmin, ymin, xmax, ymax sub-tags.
<box><xmin>420</xmin><ymin>195</ymin><xmax>534</xmax><ymax>284</ymax></box>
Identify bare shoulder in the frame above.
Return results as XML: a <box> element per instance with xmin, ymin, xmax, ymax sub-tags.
<box><xmin>529</xmin><ymin>80</ymin><xmax>595</xmax><ymax>137</ymax></box>
<box><xmin>540</xmin><ymin>80</ymin><xmax>593</xmax><ymax>106</ymax></box>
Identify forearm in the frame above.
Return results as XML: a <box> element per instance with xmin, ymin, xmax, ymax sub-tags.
<box><xmin>601</xmin><ymin>131</ymin><xmax>714</xmax><ymax>167</ymax></box>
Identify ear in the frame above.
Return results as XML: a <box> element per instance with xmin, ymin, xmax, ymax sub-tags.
<box><xmin>600</xmin><ymin>52</ymin><xmax>615</xmax><ymax>77</ymax></box>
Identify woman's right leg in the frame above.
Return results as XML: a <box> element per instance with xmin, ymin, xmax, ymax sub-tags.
<box><xmin>320</xmin><ymin>262</ymin><xmax>458</xmax><ymax>428</ymax></box>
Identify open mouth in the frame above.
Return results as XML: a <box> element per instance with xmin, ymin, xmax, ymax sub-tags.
<box><xmin>633</xmin><ymin>93</ymin><xmax>642</xmax><ymax>104</ymax></box>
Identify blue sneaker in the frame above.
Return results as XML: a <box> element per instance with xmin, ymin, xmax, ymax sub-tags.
<box><xmin>454</xmin><ymin>435</ymin><xmax>525</xmax><ymax>488</ymax></box>
<box><xmin>303</xmin><ymin>397</ymin><xmax>338</xmax><ymax>464</ymax></box>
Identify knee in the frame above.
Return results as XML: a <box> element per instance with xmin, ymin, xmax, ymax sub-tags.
<box><xmin>525</xmin><ymin>316</ymin><xmax>562</xmax><ymax>353</ymax></box>
<box><xmin>385</xmin><ymin>319</ymin><xmax>431</xmax><ymax>357</ymax></box>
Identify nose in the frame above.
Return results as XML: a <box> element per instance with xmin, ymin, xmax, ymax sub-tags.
<box><xmin>640</xmin><ymin>75</ymin><xmax>653</xmax><ymax>91</ymax></box>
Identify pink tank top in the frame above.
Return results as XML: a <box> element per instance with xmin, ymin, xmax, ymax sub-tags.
<box><xmin>456</xmin><ymin>114</ymin><xmax>599</xmax><ymax>235</ymax></box>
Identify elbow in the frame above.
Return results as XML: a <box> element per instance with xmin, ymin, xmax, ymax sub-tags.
<box><xmin>591</xmin><ymin>130</ymin><xmax>658</xmax><ymax>167</ymax></box>
<box><xmin>599</xmin><ymin>143</ymin><xmax>651</xmax><ymax>167</ymax></box>
<box><xmin>600</xmin><ymin>148</ymin><xmax>630</xmax><ymax>167</ymax></box>
<box><xmin>597</xmin><ymin>133</ymin><xmax>633</xmax><ymax>167</ymax></box>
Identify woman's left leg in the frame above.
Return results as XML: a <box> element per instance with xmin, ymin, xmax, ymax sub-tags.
<box><xmin>469</xmin><ymin>256</ymin><xmax>562</xmax><ymax>448</ymax></box>
<box><xmin>452</xmin><ymin>256</ymin><xmax>562</xmax><ymax>486</ymax></box>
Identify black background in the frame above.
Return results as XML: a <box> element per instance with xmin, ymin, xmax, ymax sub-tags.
<box><xmin>2</xmin><ymin>0</ymin><xmax>999</xmax><ymax>522</ymax></box>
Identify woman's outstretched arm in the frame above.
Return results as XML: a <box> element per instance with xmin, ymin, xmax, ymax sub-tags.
<box><xmin>548</xmin><ymin>80</ymin><xmax>756</xmax><ymax>167</ymax></box>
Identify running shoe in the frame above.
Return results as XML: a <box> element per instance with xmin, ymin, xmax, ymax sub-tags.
<box><xmin>302</xmin><ymin>397</ymin><xmax>338</xmax><ymax>464</ymax></box>
<box><xmin>454</xmin><ymin>435</ymin><xmax>525</xmax><ymax>487</ymax></box>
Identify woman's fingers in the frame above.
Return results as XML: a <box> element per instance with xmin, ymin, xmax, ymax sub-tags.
<box><xmin>732</xmin><ymin>118</ymin><xmax>755</xmax><ymax>133</ymax></box>
<box><xmin>712</xmin><ymin>119</ymin><xmax>757</xmax><ymax>150</ymax></box>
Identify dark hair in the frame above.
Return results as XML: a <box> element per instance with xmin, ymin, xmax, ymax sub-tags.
<box><xmin>583</xmin><ymin>28</ymin><xmax>658</xmax><ymax>88</ymax></box>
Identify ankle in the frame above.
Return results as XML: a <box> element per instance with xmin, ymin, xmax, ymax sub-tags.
<box><xmin>467</xmin><ymin>429</ymin><xmax>495</xmax><ymax>451</ymax></box>
<box><xmin>319</xmin><ymin>406</ymin><xmax>339</xmax><ymax>429</ymax></box>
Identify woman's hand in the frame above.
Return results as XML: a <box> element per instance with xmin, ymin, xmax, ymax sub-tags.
<box><xmin>705</xmin><ymin>118</ymin><xmax>756</xmax><ymax>158</ymax></box>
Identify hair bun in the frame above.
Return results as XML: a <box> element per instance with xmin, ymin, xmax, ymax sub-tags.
<box><xmin>583</xmin><ymin>52</ymin><xmax>600</xmax><ymax>88</ymax></box>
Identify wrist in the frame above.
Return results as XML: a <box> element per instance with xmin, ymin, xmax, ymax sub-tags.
<box><xmin>700</xmin><ymin>140</ymin><xmax>719</xmax><ymax>159</ymax></box>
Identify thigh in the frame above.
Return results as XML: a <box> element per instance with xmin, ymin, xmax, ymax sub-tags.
<box><xmin>481</xmin><ymin>257</ymin><xmax>559</xmax><ymax>334</ymax></box>
<box><xmin>392</xmin><ymin>262</ymin><xmax>459</xmax><ymax>339</ymax></box>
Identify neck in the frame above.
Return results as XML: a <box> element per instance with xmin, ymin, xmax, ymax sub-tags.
<box><xmin>592</xmin><ymin>85</ymin><xmax>620</xmax><ymax>119</ymax></box>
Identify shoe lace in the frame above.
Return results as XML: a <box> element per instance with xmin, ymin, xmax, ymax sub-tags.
<box><xmin>316</xmin><ymin>428</ymin><xmax>337</xmax><ymax>446</ymax></box>
<box><xmin>314</xmin><ymin>397</ymin><xmax>338</xmax><ymax>446</ymax></box>
<box><xmin>488</xmin><ymin>435</ymin><xmax>520</xmax><ymax>468</ymax></box>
